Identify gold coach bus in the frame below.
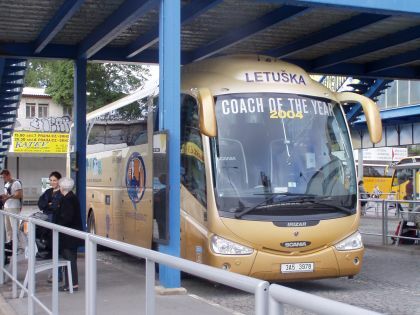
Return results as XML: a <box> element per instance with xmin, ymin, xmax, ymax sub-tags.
<box><xmin>69</xmin><ymin>55</ymin><xmax>382</xmax><ymax>281</ymax></box>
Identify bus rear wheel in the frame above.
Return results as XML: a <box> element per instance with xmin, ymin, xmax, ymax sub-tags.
<box><xmin>88</xmin><ymin>212</ymin><xmax>96</xmax><ymax>234</ymax></box>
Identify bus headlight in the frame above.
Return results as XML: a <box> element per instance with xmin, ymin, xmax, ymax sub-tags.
<box><xmin>211</xmin><ymin>235</ymin><xmax>253</xmax><ymax>255</ymax></box>
<box><xmin>334</xmin><ymin>232</ymin><xmax>363</xmax><ymax>251</ymax></box>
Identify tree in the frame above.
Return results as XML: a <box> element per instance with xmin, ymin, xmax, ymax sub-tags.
<box><xmin>25</xmin><ymin>60</ymin><xmax>151</xmax><ymax>112</ymax></box>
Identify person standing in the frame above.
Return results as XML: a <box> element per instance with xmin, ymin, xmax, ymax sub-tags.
<box><xmin>55</xmin><ymin>177</ymin><xmax>83</xmax><ymax>292</ymax></box>
<box><xmin>38</xmin><ymin>171</ymin><xmax>63</xmax><ymax>222</ymax></box>
<box><xmin>0</xmin><ymin>169</ymin><xmax>23</xmax><ymax>244</ymax></box>
<box><xmin>38</xmin><ymin>171</ymin><xmax>64</xmax><ymax>280</ymax></box>
<box><xmin>358</xmin><ymin>180</ymin><xmax>368</xmax><ymax>214</ymax></box>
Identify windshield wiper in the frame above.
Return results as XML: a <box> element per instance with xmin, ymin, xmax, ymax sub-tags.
<box><xmin>234</xmin><ymin>193</ymin><xmax>316</xmax><ymax>219</ymax></box>
<box><xmin>280</xmin><ymin>196</ymin><xmax>354</xmax><ymax>215</ymax></box>
<box><xmin>234</xmin><ymin>194</ymin><xmax>353</xmax><ymax>218</ymax></box>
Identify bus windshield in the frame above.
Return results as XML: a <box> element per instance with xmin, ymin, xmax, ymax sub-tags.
<box><xmin>212</xmin><ymin>93</ymin><xmax>357</xmax><ymax>220</ymax></box>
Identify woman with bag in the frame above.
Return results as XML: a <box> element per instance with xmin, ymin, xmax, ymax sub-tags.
<box><xmin>55</xmin><ymin>177</ymin><xmax>83</xmax><ymax>292</ymax></box>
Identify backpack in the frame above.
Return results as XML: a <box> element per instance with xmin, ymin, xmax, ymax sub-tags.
<box><xmin>5</xmin><ymin>179</ymin><xmax>23</xmax><ymax>207</ymax></box>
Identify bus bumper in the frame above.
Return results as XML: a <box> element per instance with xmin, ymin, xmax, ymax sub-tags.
<box><xmin>247</xmin><ymin>246</ymin><xmax>364</xmax><ymax>281</ymax></box>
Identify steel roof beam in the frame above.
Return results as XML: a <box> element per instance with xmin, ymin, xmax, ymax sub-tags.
<box><xmin>0</xmin><ymin>59</ymin><xmax>4</xmax><ymax>78</ymax></box>
<box><xmin>34</xmin><ymin>0</ymin><xmax>85</xmax><ymax>54</ymax></box>
<box><xmin>188</xmin><ymin>5</ymin><xmax>309</xmax><ymax>63</ymax></box>
<box><xmin>265</xmin><ymin>0</ymin><xmax>420</xmax><ymax>16</ymax></box>
<box><xmin>366</xmin><ymin>48</ymin><xmax>420</xmax><ymax>73</ymax></box>
<box><xmin>311</xmin><ymin>63</ymin><xmax>419</xmax><ymax>79</ymax></box>
<box><xmin>78</xmin><ymin>0</ymin><xmax>159</xmax><ymax>59</ymax></box>
<box><xmin>126</xmin><ymin>0</ymin><xmax>223</xmax><ymax>58</ymax></box>
<box><xmin>313</xmin><ymin>24</ymin><xmax>420</xmax><ymax>70</ymax></box>
<box><xmin>0</xmin><ymin>114</ymin><xmax>16</xmax><ymax>119</ymax></box>
<box><xmin>346</xmin><ymin>79</ymin><xmax>390</xmax><ymax>122</ymax></box>
<box><xmin>264</xmin><ymin>13</ymin><xmax>389</xmax><ymax>58</ymax></box>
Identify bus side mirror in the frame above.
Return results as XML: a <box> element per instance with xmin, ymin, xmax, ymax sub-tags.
<box><xmin>335</xmin><ymin>92</ymin><xmax>382</xmax><ymax>144</ymax></box>
<box><xmin>197</xmin><ymin>88</ymin><xmax>217</xmax><ymax>137</ymax></box>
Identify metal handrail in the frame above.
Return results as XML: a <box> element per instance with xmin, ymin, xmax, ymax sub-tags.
<box><xmin>0</xmin><ymin>211</ymin><xmax>269</xmax><ymax>315</ymax></box>
<box><xmin>359</xmin><ymin>199</ymin><xmax>420</xmax><ymax>245</ymax></box>
<box><xmin>269</xmin><ymin>284</ymin><xmax>381</xmax><ymax>315</ymax></box>
<box><xmin>0</xmin><ymin>210</ymin><xmax>385</xmax><ymax>315</ymax></box>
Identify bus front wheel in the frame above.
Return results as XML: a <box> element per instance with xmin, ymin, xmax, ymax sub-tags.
<box><xmin>88</xmin><ymin>212</ymin><xmax>96</xmax><ymax>234</ymax></box>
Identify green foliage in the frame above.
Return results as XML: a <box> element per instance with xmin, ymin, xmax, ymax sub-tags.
<box><xmin>25</xmin><ymin>60</ymin><xmax>151</xmax><ymax>112</ymax></box>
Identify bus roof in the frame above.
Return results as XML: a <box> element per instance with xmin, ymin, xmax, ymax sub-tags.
<box><xmin>86</xmin><ymin>82</ymin><xmax>158</xmax><ymax>121</ymax></box>
<box><xmin>392</xmin><ymin>162</ymin><xmax>420</xmax><ymax>170</ymax></box>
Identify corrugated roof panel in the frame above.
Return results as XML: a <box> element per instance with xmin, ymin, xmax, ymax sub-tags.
<box><xmin>0</xmin><ymin>0</ymin><xmax>64</xmax><ymax>43</ymax></box>
<box><xmin>179</xmin><ymin>0</ymin><xmax>280</xmax><ymax>52</ymax></box>
<box><xmin>52</xmin><ymin>0</ymin><xmax>125</xmax><ymax>45</ymax></box>
<box><xmin>221</xmin><ymin>8</ymin><xmax>357</xmax><ymax>56</ymax></box>
<box><xmin>292</xmin><ymin>16</ymin><xmax>420</xmax><ymax>60</ymax></box>
<box><xmin>350</xmin><ymin>39</ymin><xmax>420</xmax><ymax>63</ymax></box>
<box><xmin>108</xmin><ymin>9</ymin><xmax>159</xmax><ymax>47</ymax></box>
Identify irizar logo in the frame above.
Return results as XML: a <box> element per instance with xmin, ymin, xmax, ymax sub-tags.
<box><xmin>280</xmin><ymin>241</ymin><xmax>311</xmax><ymax>248</ymax></box>
<box><xmin>287</xmin><ymin>222</ymin><xmax>307</xmax><ymax>227</ymax></box>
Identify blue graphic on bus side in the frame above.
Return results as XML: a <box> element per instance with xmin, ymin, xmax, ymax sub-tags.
<box><xmin>125</xmin><ymin>152</ymin><xmax>146</xmax><ymax>205</ymax></box>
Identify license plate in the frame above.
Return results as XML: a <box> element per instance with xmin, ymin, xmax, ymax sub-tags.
<box><xmin>281</xmin><ymin>263</ymin><xmax>314</xmax><ymax>273</ymax></box>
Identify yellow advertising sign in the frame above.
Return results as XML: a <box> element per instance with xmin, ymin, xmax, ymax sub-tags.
<box><xmin>13</xmin><ymin>132</ymin><xmax>69</xmax><ymax>154</ymax></box>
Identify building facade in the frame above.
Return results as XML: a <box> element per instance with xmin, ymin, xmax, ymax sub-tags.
<box><xmin>6</xmin><ymin>87</ymin><xmax>71</xmax><ymax>204</ymax></box>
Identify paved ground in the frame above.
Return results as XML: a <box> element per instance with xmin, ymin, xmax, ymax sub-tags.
<box><xmin>0</xmin><ymin>206</ymin><xmax>419</xmax><ymax>314</ymax></box>
<box><xmin>100</xmin><ymin>241</ymin><xmax>420</xmax><ymax>315</ymax></box>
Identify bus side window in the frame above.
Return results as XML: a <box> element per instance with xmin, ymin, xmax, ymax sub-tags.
<box><xmin>181</xmin><ymin>94</ymin><xmax>207</xmax><ymax>207</ymax></box>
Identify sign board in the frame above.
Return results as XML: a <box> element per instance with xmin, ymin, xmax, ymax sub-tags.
<box><xmin>354</xmin><ymin>147</ymin><xmax>408</xmax><ymax>162</ymax></box>
<box><xmin>11</xmin><ymin>132</ymin><xmax>69</xmax><ymax>154</ymax></box>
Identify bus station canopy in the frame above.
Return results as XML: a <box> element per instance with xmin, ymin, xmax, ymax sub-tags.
<box><xmin>0</xmin><ymin>0</ymin><xmax>419</xmax><ymax>79</ymax></box>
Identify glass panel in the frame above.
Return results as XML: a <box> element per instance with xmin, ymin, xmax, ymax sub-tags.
<box><xmin>26</xmin><ymin>103</ymin><xmax>35</xmax><ymax>118</ymax></box>
<box><xmin>362</xmin><ymin>129</ymin><xmax>373</xmax><ymax>148</ymax></box>
<box><xmin>374</xmin><ymin>126</ymin><xmax>386</xmax><ymax>148</ymax></box>
<box><xmin>153</xmin><ymin>132</ymin><xmax>169</xmax><ymax>244</ymax></box>
<box><xmin>351</xmin><ymin>129</ymin><xmax>362</xmax><ymax>149</ymax></box>
<box><xmin>376</xmin><ymin>93</ymin><xmax>386</xmax><ymax>109</ymax></box>
<box><xmin>386</xmin><ymin>125</ymin><xmax>399</xmax><ymax>146</ymax></box>
<box><xmin>400</xmin><ymin>124</ymin><xmax>412</xmax><ymax>145</ymax></box>
<box><xmin>410</xmin><ymin>81</ymin><xmax>420</xmax><ymax>104</ymax></box>
<box><xmin>38</xmin><ymin>104</ymin><xmax>49</xmax><ymax>118</ymax></box>
<box><xmin>398</xmin><ymin>81</ymin><xmax>409</xmax><ymax>106</ymax></box>
<box><xmin>180</xmin><ymin>94</ymin><xmax>207</xmax><ymax>207</ymax></box>
<box><xmin>386</xmin><ymin>82</ymin><xmax>397</xmax><ymax>108</ymax></box>
<box><xmin>414</xmin><ymin>123</ymin><xmax>420</xmax><ymax>143</ymax></box>
<box><xmin>212</xmin><ymin>93</ymin><xmax>357</xmax><ymax>219</ymax></box>
<box><xmin>86</xmin><ymin>97</ymin><xmax>149</xmax><ymax>153</ymax></box>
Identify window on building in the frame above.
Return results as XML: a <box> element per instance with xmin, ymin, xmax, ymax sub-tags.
<box><xmin>38</xmin><ymin>103</ymin><xmax>49</xmax><ymax>118</ymax></box>
<box><xmin>63</xmin><ymin>106</ymin><xmax>72</xmax><ymax>117</ymax></box>
<box><xmin>26</xmin><ymin>103</ymin><xmax>36</xmax><ymax>118</ymax></box>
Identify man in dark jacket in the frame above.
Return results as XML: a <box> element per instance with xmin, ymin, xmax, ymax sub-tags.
<box><xmin>55</xmin><ymin>177</ymin><xmax>83</xmax><ymax>292</ymax></box>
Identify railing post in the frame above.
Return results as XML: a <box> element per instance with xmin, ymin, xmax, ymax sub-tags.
<box><xmin>27</xmin><ymin>220</ymin><xmax>36</xmax><ymax>315</ymax></box>
<box><xmin>268</xmin><ymin>286</ymin><xmax>284</xmax><ymax>315</ymax></box>
<box><xmin>255</xmin><ymin>281</ymin><xmax>269</xmax><ymax>315</ymax></box>
<box><xmin>384</xmin><ymin>200</ymin><xmax>389</xmax><ymax>245</ymax></box>
<box><xmin>12</xmin><ymin>216</ymin><xmax>18</xmax><ymax>298</ymax></box>
<box><xmin>52</xmin><ymin>229</ymin><xmax>59</xmax><ymax>314</ymax></box>
<box><xmin>0</xmin><ymin>213</ymin><xmax>4</xmax><ymax>284</ymax></box>
<box><xmin>86</xmin><ymin>235</ymin><xmax>97</xmax><ymax>315</ymax></box>
<box><xmin>145</xmin><ymin>258</ymin><xmax>155</xmax><ymax>315</ymax></box>
<box><xmin>381</xmin><ymin>199</ymin><xmax>386</xmax><ymax>245</ymax></box>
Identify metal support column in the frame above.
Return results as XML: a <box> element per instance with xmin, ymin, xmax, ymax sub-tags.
<box><xmin>358</xmin><ymin>149</ymin><xmax>364</xmax><ymax>181</ymax></box>
<box><xmin>158</xmin><ymin>0</ymin><xmax>181</xmax><ymax>288</ymax></box>
<box><xmin>74</xmin><ymin>59</ymin><xmax>87</xmax><ymax>230</ymax></box>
